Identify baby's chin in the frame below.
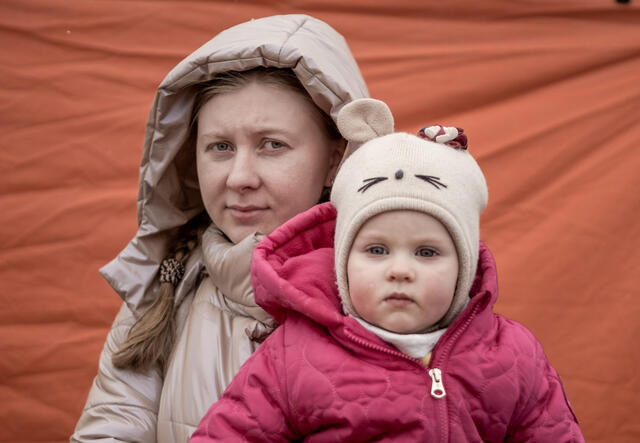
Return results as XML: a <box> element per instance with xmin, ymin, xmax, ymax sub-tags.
<box><xmin>378</xmin><ymin>320</ymin><xmax>435</xmax><ymax>335</ymax></box>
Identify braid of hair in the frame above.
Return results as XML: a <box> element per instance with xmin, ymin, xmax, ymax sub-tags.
<box><xmin>112</xmin><ymin>212</ymin><xmax>209</xmax><ymax>373</ymax></box>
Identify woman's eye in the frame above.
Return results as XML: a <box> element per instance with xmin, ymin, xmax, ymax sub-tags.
<box><xmin>208</xmin><ymin>142</ymin><xmax>233</xmax><ymax>152</ymax></box>
<box><xmin>264</xmin><ymin>140</ymin><xmax>285</xmax><ymax>150</ymax></box>
<box><xmin>367</xmin><ymin>246</ymin><xmax>387</xmax><ymax>255</ymax></box>
<box><xmin>417</xmin><ymin>248</ymin><xmax>437</xmax><ymax>258</ymax></box>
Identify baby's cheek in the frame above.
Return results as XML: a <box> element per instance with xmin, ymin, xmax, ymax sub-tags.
<box><xmin>350</xmin><ymin>288</ymin><xmax>373</xmax><ymax>318</ymax></box>
<box><xmin>348</xmin><ymin>285</ymin><xmax>362</xmax><ymax>309</ymax></box>
<box><xmin>367</xmin><ymin>281</ymin><xmax>376</xmax><ymax>291</ymax></box>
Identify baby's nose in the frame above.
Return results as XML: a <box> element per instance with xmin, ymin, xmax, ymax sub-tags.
<box><xmin>385</xmin><ymin>256</ymin><xmax>415</xmax><ymax>282</ymax></box>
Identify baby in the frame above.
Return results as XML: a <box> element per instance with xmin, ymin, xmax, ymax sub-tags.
<box><xmin>190</xmin><ymin>99</ymin><xmax>584</xmax><ymax>442</ymax></box>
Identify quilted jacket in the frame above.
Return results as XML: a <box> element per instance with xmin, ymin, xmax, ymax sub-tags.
<box><xmin>191</xmin><ymin>202</ymin><xmax>584</xmax><ymax>442</ymax></box>
<box><xmin>71</xmin><ymin>15</ymin><xmax>368</xmax><ymax>443</ymax></box>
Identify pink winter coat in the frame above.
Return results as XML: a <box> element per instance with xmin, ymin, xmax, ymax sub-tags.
<box><xmin>191</xmin><ymin>202</ymin><xmax>584</xmax><ymax>442</ymax></box>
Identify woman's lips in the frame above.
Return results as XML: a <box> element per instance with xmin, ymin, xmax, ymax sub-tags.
<box><xmin>226</xmin><ymin>205</ymin><xmax>268</xmax><ymax>222</ymax></box>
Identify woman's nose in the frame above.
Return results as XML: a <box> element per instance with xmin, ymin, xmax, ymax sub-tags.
<box><xmin>385</xmin><ymin>255</ymin><xmax>415</xmax><ymax>282</ymax></box>
<box><xmin>226</xmin><ymin>150</ymin><xmax>260</xmax><ymax>192</ymax></box>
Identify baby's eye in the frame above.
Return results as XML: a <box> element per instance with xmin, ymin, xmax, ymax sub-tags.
<box><xmin>264</xmin><ymin>140</ymin><xmax>285</xmax><ymax>150</ymax></box>
<box><xmin>367</xmin><ymin>246</ymin><xmax>388</xmax><ymax>255</ymax></box>
<box><xmin>208</xmin><ymin>142</ymin><xmax>233</xmax><ymax>152</ymax></box>
<box><xmin>416</xmin><ymin>247</ymin><xmax>437</xmax><ymax>258</ymax></box>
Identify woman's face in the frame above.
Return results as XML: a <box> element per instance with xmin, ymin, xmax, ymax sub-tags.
<box><xmin>196</xmin><ymin>81</ymin><xmax>343</xmax><ymax>243</ymax></box>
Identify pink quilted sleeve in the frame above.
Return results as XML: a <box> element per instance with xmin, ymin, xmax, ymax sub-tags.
<box><xmin>507</xmin><ymin>340</ymin><xmax>585</xmax><ymax>443</ymax></box>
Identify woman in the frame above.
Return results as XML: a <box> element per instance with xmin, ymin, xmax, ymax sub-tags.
<box><xmin>72</xmin><ymin>14</ymin><xmax>368</xmax><ymax>442</ymax></box>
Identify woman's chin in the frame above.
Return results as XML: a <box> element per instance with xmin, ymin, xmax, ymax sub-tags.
<box><xmin>216</xmin><ymin>221</ymin><xmax>272</xmax><ymax>244</ymax></box>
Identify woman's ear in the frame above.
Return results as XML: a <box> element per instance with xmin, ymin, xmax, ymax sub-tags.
<box><xmin>325</xmin><ymin>138</ymin><xmax>347</xmax><ymax>187</ymax></box>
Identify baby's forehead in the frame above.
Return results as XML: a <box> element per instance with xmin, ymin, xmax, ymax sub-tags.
<box><xmin>353</xmin><ymin>209</ymin><xmax>451</xmax><ymax>240</ymax></box>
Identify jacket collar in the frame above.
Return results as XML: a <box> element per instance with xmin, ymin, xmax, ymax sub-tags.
<box><xmin>252</xmin><ymin>203</ymin><xmax>344</xmax><ymax>327</ymax></box>
<box><xmin>201</xmin><ymin>225</ymin><xmax>274</xmax><ymax>327</ymax></box>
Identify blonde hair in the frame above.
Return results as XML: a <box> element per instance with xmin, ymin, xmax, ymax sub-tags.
<box><xmin>111</xmin><ymin>212</ymin><xmax>209</xmax><ymax>373</ymax></box>
<box><xmin>112</xmin><ymin>67</ymin><xmax>340</xmax><ymax>373</ymax></box>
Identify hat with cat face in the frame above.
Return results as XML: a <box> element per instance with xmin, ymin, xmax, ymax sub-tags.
<box><xmin>331</xmin><ymin>98</ymin><xmax>488</xmax><ymax>330</ymax></box>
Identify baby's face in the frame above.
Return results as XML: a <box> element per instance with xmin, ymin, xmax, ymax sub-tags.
<box><xmin>347</xmin><ymin>210</ymin><xmax>458</xmax><ymax>334</ymax></box>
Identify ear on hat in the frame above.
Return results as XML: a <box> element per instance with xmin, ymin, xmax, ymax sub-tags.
<box><xmin>337</xmin><ymin>98</ymin><xmax>394</xmax><ymax>143</ymax></box>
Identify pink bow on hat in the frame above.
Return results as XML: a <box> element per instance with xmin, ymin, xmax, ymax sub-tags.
<box><xmin>418</xmin><ymin>125</ymin><xmax>468</xmax><ymax>150</ymax></box>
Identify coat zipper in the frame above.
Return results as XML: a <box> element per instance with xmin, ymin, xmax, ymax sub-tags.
<box><xmin>342</xmin><ymin>328</ymin><xmax>446</xmax><ymax>396</ymax></box>
<box><xmin>342</xmin><ymin>328</ymin><xmax>448</xmax><ymax>440</ymax></box>
<box><xmin>428</xmin><ymin>301</ymin><xmax>482</xmax><ymax>443</ymax></box>
<box><xmin>342</xmin><ymin>300</ymin><xmax>482</xmax><ymax>442</ymax></box>
<box><xmin>428</xmin><ymin>368</ymin><xmax>446</xmax><ymax>398</ymax></box>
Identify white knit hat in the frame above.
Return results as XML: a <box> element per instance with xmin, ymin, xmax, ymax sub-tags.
<box><xmin>331</xmin><ymin>98</ymin><xmax>488</xmax><ymax>330</ymax></box>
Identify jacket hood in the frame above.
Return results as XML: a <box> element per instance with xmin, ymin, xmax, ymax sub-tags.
<box><xmin>252</xmin><ymin>202</ymin><xmax>499</xmax><ymax>333</ymax></box>
<box><xmin>100</xmin><ymin>14</ymin><xmax>369</xmax><ymax>311</ymax></box>
<box><xmin>252</xmin><ymin>203</ymin><xmax>343</xmax><ymax>327</ymax></box>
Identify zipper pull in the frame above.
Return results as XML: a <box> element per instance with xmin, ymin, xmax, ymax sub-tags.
<box><xmin>429</xmin><ymin>368</ymin><xmax>446</xmax><ymax>399</ymax></box>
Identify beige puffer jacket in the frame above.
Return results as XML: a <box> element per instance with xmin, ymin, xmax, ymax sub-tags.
<box><xmin>71</xmin><ymin>14</ymin><xmax>368</xmax><ymax>443</ymax></box>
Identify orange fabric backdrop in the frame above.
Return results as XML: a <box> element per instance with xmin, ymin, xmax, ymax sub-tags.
<box><xmin>1</xmin><ymin>1</ymin><xmax>639</xmax><ymax>441</ymax></box>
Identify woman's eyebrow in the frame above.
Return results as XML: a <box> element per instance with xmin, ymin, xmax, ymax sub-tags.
<box><xmin>198</xmin><ymin>132</ymin><xmax>223</xmax><ymax>141</ymax></box>
<box><xmin>252</xmin><ymin>125</ymin><xmax>294</xmax><ymax>135</ymax></box>
<box><xmin>201</xmin><ymin>126</ymin><xmax>299</xmax><ymax>139</ymax></box>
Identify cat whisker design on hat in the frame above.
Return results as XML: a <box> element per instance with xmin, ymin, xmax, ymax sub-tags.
<box><xmin>357</xmin><ymin>173</ymin><xmax>447</xmax><ymax>193</ymax></box>
<box><xmin>357</xmin><ymin>177</ymin><xmax>388</xmax><ymax>193</ymax></box>
<box><xmin>415</xmin><ymin>175</ymin><xmax>447</xmax><ymax>189</ymax></box>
